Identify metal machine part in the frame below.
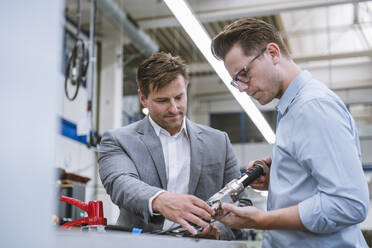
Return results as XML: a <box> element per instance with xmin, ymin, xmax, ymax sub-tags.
<box><xmin>155</xmin><ymin>160</ymin><xmax>269</xmax><ymax>236</ymax></box>
<box><xmin>206</xmin><ymin>160</ymin><xmax>269</xmax><ymax>216</ymax></box>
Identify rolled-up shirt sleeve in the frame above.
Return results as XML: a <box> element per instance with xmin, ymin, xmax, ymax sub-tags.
<box><xmin>294</xmin><ymin>98</ymin><xmax>369</xmax><ymax>234</ymax></box>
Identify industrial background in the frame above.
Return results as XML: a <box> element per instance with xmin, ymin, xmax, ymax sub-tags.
<box><xmin>1</xmin><ymin>0</ymin><xmax>372</xmax><ymax>247</ymax></box>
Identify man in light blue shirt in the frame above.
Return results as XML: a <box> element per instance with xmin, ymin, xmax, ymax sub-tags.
<box><xmin>211</xmin><ymin>17</ymin><xmax>369</xmax><ymax>247</ymax></box>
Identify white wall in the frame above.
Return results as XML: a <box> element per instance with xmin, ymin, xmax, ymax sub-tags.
<box><xmin>0</xmin><ymin>1</ymin><xmax>62</xmax><ymax>247</ymax></box>
<box><xmin>54</xmin><ymin>21</ymin><xmax>124</xmax><ymax>224</ymax></box>
<box><xmin>55</xmin><ymin>26</ymin><xmax>97</xmax><ymax>202</ymax></box>
<box><xmin>98</xmin><ymin>41</ymin><xmax>124</xmax><ymax>135</ymax></box>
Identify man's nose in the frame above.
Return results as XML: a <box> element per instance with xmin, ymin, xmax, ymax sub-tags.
<box><xmin>168</xmin><ymin>99</ymin><xmax>178</xmax><ymax>113</ymax></box>
<box><xmin>238</xmin><ymin>81</ymin><xmax>249</xmax><ymax>93</ymax></box>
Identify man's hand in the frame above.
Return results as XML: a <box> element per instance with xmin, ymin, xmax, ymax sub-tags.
<box><xmin>248</xmin><ymin>157</ymin><xmax>271</xmax><ymax>190</ymax></box>
<box><xmin>220</xmin><ymin>203</ymin><xmax>307</xmax><ymax>231</ymax></box>
<box><xmin>198</xmin><ymin>223</ymin><xmax>221</xmax><ymax>240</ymax></box>
<box><xmin>219</xmin><ymin>203</ymin><xmax>265</xmax><ymax>229</ymax></box>
<box><xmin>152</xmin><ymin>192</ymin><xmax>215</xmax><ymax>236</ymax></box>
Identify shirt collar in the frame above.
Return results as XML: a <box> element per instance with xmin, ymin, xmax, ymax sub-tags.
<box><xmin>149</xmin><ymin>115</ymin><xmax>188</xmax><ymax>138</ymax></box>
<box><xmin>276</xmin><ymin>70</ymin><xmax>312</xmax><ymax>115</ymax></box>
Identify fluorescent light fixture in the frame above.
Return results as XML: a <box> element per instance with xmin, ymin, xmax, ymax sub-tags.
<box><xmin>164</xmin><ymin>0</ymin><xmax>276</xmax><ymax>144</ymax></box>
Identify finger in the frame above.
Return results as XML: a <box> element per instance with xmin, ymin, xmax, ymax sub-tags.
<box><xmin>200</xmin><ymin>224</ymin><xmax>220</xmax><ymax>239</ymax></box>
<box><xmin>252</xmin><ymin>175</ymin><xmax>266</xmax><ymax>183</ymax></box>
<box><xmin>178</xmin><ymin>219</ymin><xmax>198</xmax><ymax>235</ymax></box>
<box><xmin>191</xmin><ymin>196</ymin><xmax>215</xmax><ymax>216</ymax></box>
<box><xmin>218</xmin><ymin>213</ymin><xmax>237</xmax><ymax>227</ymax></box>
<box><xmin>221</xmin><ymin>203</ymin><xmax>241</xmax><ymax>216</ymax></box>
<box><xmin>199</xmin><ymin>224</ymin><xmax>211</xmax><ymax>235</ymax></box>
<box><xmin>250</xmin><ymin>180</ymin><xmax>266</xmax><ymax>187</ymax></box>
<box><xmin>250</xmin><ymin>179</ymin><xmax>265</xmax><ymax>186</ymax></box>
<box><xmin>246</xmin><ymin>160</ymin><xmax>256</xmax><ymax>170</ymax></box>
<box><xmin>214</xmin><ymin>226</ymin><xmax>221</xmax><ymax>240</ymax></box>
<box><xmin>199</xmin><ymin>224</ymin><xmax>220</xmax><ymax>239</ymax></box>
<box><xmin>207</xmin><ymin>223</ymin><xmax>219</xmax><ymax>231</ymax></box>
<box><xmin>184</xmin><ymin>212</ymin><xmax>210</xmax><ymax>229</ymax></box>
<box><xmin>190</xmin><ymin>204</ymin><xmax>212</xmax><ymax>221</ymax></box>
<box><xmin>247</xmin><ymin>176</ymin><xmax>266</xmax><ymax>189</ymax></box>
<box><xmin>263</xmin><ymin>157</ymin><xmax>272</xmax><ymax>166</ymax></box>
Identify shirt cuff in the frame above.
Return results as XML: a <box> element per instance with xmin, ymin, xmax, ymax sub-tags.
<box><xmin>299</xmin><ymin>193</ymin><xmax>332</xmax><ymax>234</ymax></box>
<box><xmin>148</xmin><ymin>190</ymin><xmax>166</xmax><ymax>216</ymax></box>
<box><xmin>298</xmin><ymin>196</ymin><xmax>317</xmax><ymax>232</ymax></box>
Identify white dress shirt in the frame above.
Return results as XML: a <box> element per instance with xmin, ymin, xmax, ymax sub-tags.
<box><xmin>148</xmin><ymin>116</ymin><xmax>191</xmax><ymax>230</ymax></box>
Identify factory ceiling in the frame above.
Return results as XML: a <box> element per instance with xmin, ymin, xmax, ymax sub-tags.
<box><xmin>64</xmin><ymin>0</ymin><xmax>372</xmax><ymax>93</ymax></box>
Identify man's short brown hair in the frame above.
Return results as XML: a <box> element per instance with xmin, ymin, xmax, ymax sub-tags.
<box><xmin>211</xmin><ymin>18</ymin><xmax>290</xmax><ymax>60</ymax></box>
<box><xmin>136</xmin><ymin>52</ymin><xmax>189</xmax><ymax>98</ymax></box>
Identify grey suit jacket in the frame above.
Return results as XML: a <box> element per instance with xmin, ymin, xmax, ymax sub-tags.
<box><xmin>98</xmin><ymin>116</ymin><xmax>241</xmax><ymax>239</ymax></box>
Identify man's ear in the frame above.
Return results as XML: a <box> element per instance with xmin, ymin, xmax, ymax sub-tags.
<box><xmin>267</xmin><ymin>43</ymin><xmax>281</xmax><ymax>65</ymax></box>
<box><xmin>138</xmin><ymin>89</ymin><xmax>147</xmax><ymax>108</ymax></box>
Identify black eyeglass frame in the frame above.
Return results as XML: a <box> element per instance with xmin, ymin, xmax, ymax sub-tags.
<box><xmin>230</xmin><ymin>47</ymin><xmax>266</xmax><ymax>88</ymax></box>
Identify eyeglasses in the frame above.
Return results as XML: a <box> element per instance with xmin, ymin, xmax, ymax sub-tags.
<box><xmin>230</xmin><ymin>48</ymin><xmax>266</xmax><ymax>89</ymax></box>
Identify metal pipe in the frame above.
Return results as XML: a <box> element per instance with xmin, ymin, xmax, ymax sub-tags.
<box><xmin>96</xmin><ymin>0</ymin><xmax>158</xmax><ymax>57</ymax></box>
<box><xmin>86</xmin><ymin>0</ymin><xmax>96</xmax><ymax>147</ymax></box>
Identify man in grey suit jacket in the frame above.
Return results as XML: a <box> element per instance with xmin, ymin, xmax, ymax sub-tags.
<box><xmin>98</xmin><ymin>52</ymin><xmax>241</xmax><ymax>239</ymax></box>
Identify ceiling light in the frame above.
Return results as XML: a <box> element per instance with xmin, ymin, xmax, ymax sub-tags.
<box><xmin>164</xmin><ymin>0</ymin><xmax>276</xmax><ymax>144</ymax></box>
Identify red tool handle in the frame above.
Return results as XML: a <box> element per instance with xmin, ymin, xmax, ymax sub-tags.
<box><xmin>59</xmin><ymin>196</ymin><xmax>107</xmax><ymax>228</ymax></box>
<box><xmin>60</xmin><ymin>196</ymin><xmax>89</xmax><ymax>212</ymax></box>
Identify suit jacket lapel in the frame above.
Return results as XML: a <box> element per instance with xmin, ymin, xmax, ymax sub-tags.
<box><xmin>187</xmin><ymin>119</ymin><xmax>203</xmax><ymax>195</ymax></box>
<box><xmin>137</xmin><ymin>116</ymin><xmax>167</xmax><ymax>189</ymax></box>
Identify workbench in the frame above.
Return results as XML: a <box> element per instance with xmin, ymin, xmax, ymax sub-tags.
<box><xmin>54</xmin><ymin>230</ymin><xmax>261</xmax><ymax>248</ymax></box>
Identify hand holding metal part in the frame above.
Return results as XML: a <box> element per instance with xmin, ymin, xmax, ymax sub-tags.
<box><xmin>157</xmin><ymin>160</ymin><xmax>269</xmax><ymax>237</ymax></box>
<box><xmin>206</xmin><ymin>160</ymin><xmax>269</xmax><ymax>217</ymax></box>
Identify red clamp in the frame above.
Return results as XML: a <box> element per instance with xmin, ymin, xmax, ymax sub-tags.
<box><xmin>59</xmin><ymin>196</ymin><xmax>107</xmax><ymax>228</ymax></box>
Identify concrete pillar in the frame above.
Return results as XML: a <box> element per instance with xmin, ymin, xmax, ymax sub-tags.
<box><xmin>99</xmin><ymin>41</ymin><xmax>124</xmax><ymax>134</ymax></box>
<box><xmin>97</xmin><ymin>40</ymin><xmax>123</xmax><ymax>223</ymax></box>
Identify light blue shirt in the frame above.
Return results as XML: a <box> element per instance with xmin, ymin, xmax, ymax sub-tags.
<box><xmin>263</xmin><ymin>71</ymin><xmax>369</xmax><ymax>248</ymax></box>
